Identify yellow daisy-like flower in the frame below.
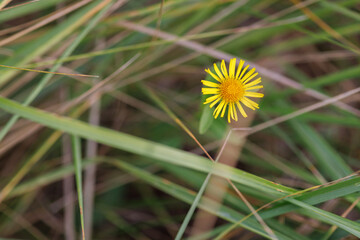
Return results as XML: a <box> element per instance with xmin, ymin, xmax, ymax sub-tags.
<box><xmin>202</xmin><ymin>58</ymin><xmax>264</xmax><ymax>123</ymax></box>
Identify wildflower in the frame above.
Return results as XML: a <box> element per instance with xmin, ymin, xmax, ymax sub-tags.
<box><xmin>202</xmin><ymin>58</ymin><xmax>264</xmax><ymax>123</ymax></box>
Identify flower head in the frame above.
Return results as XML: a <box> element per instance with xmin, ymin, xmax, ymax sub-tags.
<box><xmin>202</xmin><ymin>58</ymin><xmax>264</xmax><ymax>123</ymax></box>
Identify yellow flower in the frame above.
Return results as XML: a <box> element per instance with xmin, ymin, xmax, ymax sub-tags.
<box><xmin>202</xmin><ymin>58</ymin><xmax>264</xmax><ymax>123</ymax></box>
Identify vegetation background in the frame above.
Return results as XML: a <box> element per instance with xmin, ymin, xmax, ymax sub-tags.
<box><xmin>0</xmin><ymin>0</ymin><xmax>359</xmax><ymax>239</ymax></box>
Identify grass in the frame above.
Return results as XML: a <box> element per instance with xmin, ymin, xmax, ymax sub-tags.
<box><xmin>0</xmin><ymin>0</ymin><xmax>359</xmax><ymax>239</ymax></box>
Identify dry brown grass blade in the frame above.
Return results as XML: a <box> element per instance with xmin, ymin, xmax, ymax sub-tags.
<box><xmin>60</xmin><ymin>87</ymin><xmax>76</xmax><ymax>240</ymax></box>
<box><xmin>62</xmin><ymin>53</ymin><xmax>140</xmax><ymax>110</ymax></box>
<box><xmin>116</xmin><ymin>20</ymin><xmax>360</xmax><ymax>117</ymax></box>
<box><xmin>62</xmin><ymin>134</ymin><xmax>76</xmax><ymax>240</ymax></box>
<box><xmin>269</xmin><ymin>51</ymin><xmax>358</xmax><ymax>64</ymax></box>
<box><xmin>84</xmin><ymin>85</ymin><xmax>100</xmax><ymax>240</ymax></box>
<box><xmin>326</xmin><ymin>198</ymin><xmax>360</xmax><ymax>237</ymax></box>
<box><xmin>0</xmin><ymin>0</ymin><xmax>12</xmax><ymax>10</ymax></box>
<box><xmin>0</xmin><ymin>0</ymin><xmax>39</xmax><ymax>11</ymax></box>
<box><xmin>234</xmin><ymin>87</ymin><xmax>360</xmax><ymax>135</ymax></box>
<box><xmin>0</xmin><ymin>64</ymin><xmax>98</xmax><ymax>78</ymax></box>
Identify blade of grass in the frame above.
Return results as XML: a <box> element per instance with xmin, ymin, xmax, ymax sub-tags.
<box><xmin>238</xmin><ymin>87</ymin><xmax>360</xmax><ymax>135</ymax></box>
<box><xmin>63</xmin><ymin>134</ymin><xmax>76</xmax><ymax>240</ymax></box>
<box><xmin>322</xmin><ymin>198</ymin><xmax>360</xmax><ymax>240</ymax></box>
<box><xmin>287</xmin><ymin>198</ymin><xmax>360</xmax><ymax>237</ymax></box>
<box><xmin>0</xmin><ymin>0</ymin><xmax>12</xmax><ymax>10</ymax></box>
<box><xmin>1</xmin><ymin>0</ymin><xmax>39</xmax><ymax>11</ymax></box>
<box><xmin>320</xmin><ymin>0</ymin><xmax>360</xmax><ymax>21</ymax></box>
<box><xmin>289</xmin><ymin>120</ymin><xmax>352</xmax><ymax>180</ymax></box>
<box><xmin>71</xmin><ymin>135</ymin><xmax>85</xmax><ymax>240</ymax></box>
<box><xmin>84</xmin><ymin>85</ymin><xmax>100</xmax><ymax>240</ymax></box>
<box><xmin>0</xmin><ymin>0</ymin><xmax>64</xmax><ymax>23</ymax></box>
<box><xmin>0</xmin><ymin>64</ymin><xmax>98</xmax><ymax>78</ymax></box>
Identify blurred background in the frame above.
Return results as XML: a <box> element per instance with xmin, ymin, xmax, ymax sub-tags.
<box><xmin>0</xmin><ymin>0</ymin><xmax>360</xmax><ymax>239</ymax></box>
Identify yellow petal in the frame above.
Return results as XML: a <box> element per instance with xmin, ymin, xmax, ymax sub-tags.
<box><xmin>213</xmin><ymin>63</ymin><xmax>224</xmax><ymax>80</ymax></box>
<box><xmin>243</xmin><ymin>72</ymin><xmax>258</xmax><ymax>85</ymax></box>
<box><xmin>244</xmin><ymin>78</ymin><xmax>261</xmax><ymax>88</ymax></box>
<box><xmin>205</xmin><ymin>68</ymin><xmax>222</xmax><ymax>83</ymax></box>
<box><xmin>244</xmin><ymin>91</ymin><xmax>264</xmax><ymax>98</ymax></box>
<box><xmin>242</xmin><ymin>97</ymin><xmax>259</xmax><ymax>109</ymax></box>
<box><xmin>221</xmin><ymin>60</ymin><xmax>229</xmax><ymax>78</ymax></box>
<box><xmin>245</xmin><ymin>85</ymin><xmax>263</xmax><ymax>91</ymax></box>
<box><xmin>221</xmin><ymin>102</ymin><xmax>228</xmax><ymax>117</ymax></box>
<box><xmin>214</xmin><ymin>100</ymin><xmax>225</xmax><ymax>118</ymax></box>
<box><xmin>227</xmin><ymin>108</ymin><xmax>231</xmax><ymax>123</ymax></box>
<box><xmin>239</xmin><ymin>64</ymin><xmax>249</xmax><ymax>80</ymax></box>
<box><xmin>235</xmin><ymin>60</ymin><xmax>245</xmax><ymax>79</ymax></box>
<box><xmin>241</xmin><ymin>98</ymin><xmax>255</xmax><ymax>110</ymax></box>
<box><xmin>229</xmin><ymin>58</ymin><xmax>236</xmax><ymax>78</ymax></box>
<box><xmin>202</xmin><ymin>88</ymin><xmax>219</xmax><ymax>94</ymax></box>
<box><xmin>236</xmin><ymin>102</ymin><xmax>247</xmax><ymax>118</ymax></box>
<box><xmin>241</xmin><ymin>68</ymin><xmax>256</xmax><ymax>82</ymax></box>
<box><xmin>229</xmin><ymin>103</ymin><xmax>234</xmax><ymax>123</ymax></box>
<box><xmin>209</xmin><ymin>97</ymin><xmax>221</xmax><ymax>108</ymax></box>
<box><xmin>204</xmin><ymin>94</ymin><xmax>220</xmax><ymax>104</ymax></box>
<box><xmin>201</xmin><ymin>80</ymin><xmax>219</xmax><ymax>87</ymax></box>
<box><xmin>233</xmin><ymin>103</ymin><xmax>238</xmax><ymax>121</ymax></box>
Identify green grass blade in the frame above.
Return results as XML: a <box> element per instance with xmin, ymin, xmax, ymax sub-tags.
<box><xmin>175</xmin><ymin>171</ymin><xmax>213</xmax><ymax>240</ymax></box>
<box><xmin>287</xmin><ymin>198</ymin><xmax>360</xmax><ymax>237</ymax></box>
<box><xmin>71</xmin><ymin>135</ymin><xmax>86</xmax><ymax>240</ymax></box>
<box><xmin>106</xmin><ymin>159</ymin><xmax>306</xmax><ymax>240</ymax></box>
<box><xmin>0</xmin><ymin>96</ymin><xmax>294</xmax><ymax>196</ymax></box>
<box><xmin>290</xmin><ymin>120</ymin><xmax>352</xmax><ymax>180</ymax></box>
<box><xmin>320</xmin><ymin>1</ymin><xmax>360</xmax><ymax>21</ymax></box>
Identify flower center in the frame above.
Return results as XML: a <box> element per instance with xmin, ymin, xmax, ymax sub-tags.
<box><xmin>219</xmin><ymin>79</ymin><xmax>244</xmax><ymax>103</ymax></box>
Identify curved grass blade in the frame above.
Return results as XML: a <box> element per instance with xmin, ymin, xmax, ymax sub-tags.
<box><xmin>0</xmin><ymin>96</ymin><xmax>294</xmax><ymax>196</ymax></box>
